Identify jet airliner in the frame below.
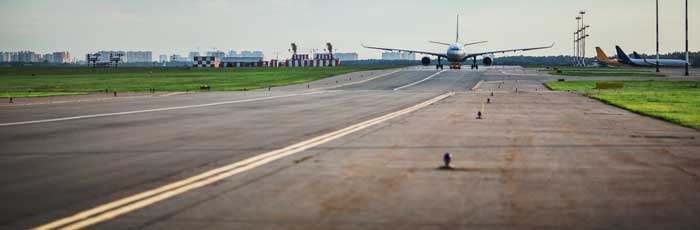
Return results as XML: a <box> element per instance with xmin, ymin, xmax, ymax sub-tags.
<box><xmin>363</xmin><ymin>15</ymin><xmax>554</xmax><ymax>69</ymax></box>
<box><xmin>615</xmin><ymin>46</ymin><xmax>691</xmax><ymax>67</ymax></box>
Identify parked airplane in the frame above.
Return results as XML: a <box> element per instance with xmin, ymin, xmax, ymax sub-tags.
<box><xmin>363</xmin><ymin>15</ymin><xmax>554</xmax><ymax>70</ymax></box>
<box><xmin>615</xmin><ymin>46</ymin><xmax>690</xmax><ymax>67</ymax></box>
<box><xmin>595</xmin><ymin>47</ymin><xmax>624</xmax><ymax>67</ymax></box>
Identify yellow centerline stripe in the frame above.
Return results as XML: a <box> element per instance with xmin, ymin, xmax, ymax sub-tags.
<box><xmin>33</xmin><ymin>91</ymin><xmax>454</xmax><ymax>230</ymax></box>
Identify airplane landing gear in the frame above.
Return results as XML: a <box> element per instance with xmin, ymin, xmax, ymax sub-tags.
<box><xmin>470</xmin><ymin>57</ymin><xmax>479</xmax><ymax>70</ymax></box>
<box><xmin>436</xmin><ymin>57</ymin><xmax>444</xmax><ymax>70</ymax></box>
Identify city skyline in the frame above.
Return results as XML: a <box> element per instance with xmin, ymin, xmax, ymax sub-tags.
<box><xmin>0</xmin><ymin>0</ymin><xmax>696</xmax><ymax>60</ymax></box>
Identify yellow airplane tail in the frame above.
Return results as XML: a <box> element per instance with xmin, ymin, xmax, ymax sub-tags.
<box><xmin>596</xmin><ymin>47</ymin><xmax>610</xmax><ymax>61</ymax></box>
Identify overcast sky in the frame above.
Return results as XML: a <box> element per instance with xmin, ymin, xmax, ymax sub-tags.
<box><xmin>0</xmin><ymin>0</ymin><xmax>696</xmax><ymax>60</ymax></box>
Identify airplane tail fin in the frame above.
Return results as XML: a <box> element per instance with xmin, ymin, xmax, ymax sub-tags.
<box><xmin>632</xmin><ymin>52</ymin><xmax>643</xmax><ymax>59</ymax></box>
<box><xmin>615</xmin><ymin>46</ymin><xmax>632</xmax><ymax>64</ymax></box>
<box><xmin>596</xmin><ymin>47</ymin><xmax>610</xmax><ymax>61</ymax></box>
<box><xmin>456</xmin><ymin>14</ymin><xmax>460</xmax><ymax>43</ymax></box>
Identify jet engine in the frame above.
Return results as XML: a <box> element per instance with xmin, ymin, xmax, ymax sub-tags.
<box><xmin>482</xmin><ymin>54</ymin><xmax>495</xmax><ymax>66</ymax></box>
<box><xmin>421</xmin><ymin>57</ymin><xmax>431</xmax><ymax>66</ymax></box>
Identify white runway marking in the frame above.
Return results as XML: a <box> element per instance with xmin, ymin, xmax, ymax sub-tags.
<box><xmin>1</xmin><ymin>92</ymin><xmax>189</xmax><ymax>107</ymax></box>
<box><xmin>393</xmin><ymin>70</ymin><xmax>445</xmax><ymax>91</ymax></box>
<box><xmin>498</xmin><ymin>70</ymin><xmax>549</xmax><ymax>76</ymax></box>
<box><xmin>0</xmin><ymin>91</ymin><xmax>326</xmax><ymax>127</ymax></box>
<box><xmin>471</xmin><ymin>80</ymin><xmax>485</xmax><ymax>91</ymax></box>
<box><xmin>32</xmin><ymin>91</ymin><xmax>454</xmax><ymax>230</ymax></box>
<box><xmin>321</xmin><ymin>70</ymin><xmax>400</xmax><ymax>90</ymax></box>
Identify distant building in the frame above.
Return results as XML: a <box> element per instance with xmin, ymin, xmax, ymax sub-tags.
<box><xmin>0</xmin><ymin>51</ymin><xmax>45</xmax><ymax>63</ymax></box>
<box><xmin>188</xmin><ymin>51</ymin><xmax>200</xmax><ymax>61</ymax></box>
<box><xmin>382</xmin><ymin>52</ymin><xmax>415</xmax><ymax>60</ymax></box>
<box><xmin>43</xmin><ymin>53</ymin><xmax>54</xmax><ymax>63</ymax></box>
<box><xmin>220</xmin><ymin>56</ymin><xmax>265</xmax><ymax>67</ymax></box>
<box><xmin>52</xmin><ymin>51</ymin><xmax>71</xmax><ymax>63</ymax></box>
<box><xmin>206</xmin><ymin>51</ymin><xmax>226</xmax><ymax>58</ymax></box>
<box><xmin>9</xmin><ymin>51</ymin><xmax>40</xmax><ymax>63</ymax></box>
<box><xmin>0</xmin><ymin>52</ymin><xmax>10</xmax><ymax>62</ymax></box>
<box><xmin>333</xmin><ymin>53</ymin><xmax>359</xmax><ymax>61</ymax></box>
<box><xmin>126</xmin><ymin>51</ymin><xmax>152</xmax><ymax>63</ymax></box>
<box><xmin>228</xmin><ymin>50</ymin><xmax>239</xmax><ymax>57</ymax></box>
<box><xmin>240</xmin><ymin>51</ymin><xmax>264</xmax><ymax>58</ymax></box>
<box><xmin>381</xmin><ymin>52</ymin><xmax>400</xmax><ymax>60</ymax></box>
<box><xmin>170</xmin><ymin>54</ymin><xmax>190</xmax><ymax>62</ymax></box>
<box><xmin>96</xmin><ymin>51</ymin><xmax>126</xmax><ymax>63</ymax></box>
<box><xmin>159</xmin><ymin>54</ymin><xmax>168</xmax><ymax>63</ymax></box>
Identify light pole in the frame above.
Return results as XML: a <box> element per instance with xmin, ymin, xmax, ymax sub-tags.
<box><xmin>576</xmin><ymin>16</ymin><xmax>582</xmax><ymax>66</ymax></box>
<box><xmin>656</xmin><ymin>0</ymin><xmax>660</xmax><ymax>72</ymax></box>
<box><xmin>579</xmin><ymin>11</ymin><xmax>586</xmax><ymax>67</ymax></box>
<box><xmin>573</xmin><ymin>32</ymin><xmax>577</xmax><ymax>66</ymax></box>
<box><xmin>583</xmin><ymin>25</ymin><xmax>590</xmax><ymax>67</ymax></box>
<box><xmin>685</xmin><ymin>0</ymin><xmax>689</xmax><ymax>76</ymax></box>
<box><xmin>574</xmin><ymin>16</ymin><xmax>581</xmax><ymax>66</ymax></box>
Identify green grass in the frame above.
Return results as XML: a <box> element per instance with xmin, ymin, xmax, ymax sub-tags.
<box><xmin>0</xmin><ymin>66</ymin><xmax>401</xmax><ymax>97</ymax></box>
<box><xmin>545</xmin><ymin>80</ymin><xmax>700</xmax><ymax>128</ymax></box>
<box><xmin>548</xmin><ymin>67</ymin><xmax>664</xmax><ymax>77</ymax></box>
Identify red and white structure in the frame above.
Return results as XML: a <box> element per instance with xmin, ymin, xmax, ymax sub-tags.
<box><xmin>265</xmin><ymin>59</ymin><xmax>279</xmax><ymax>67</ymax></box>
<box><xmin>314</xmin><ymin>53</ymin><xmax>340</xmax><ymax>67</ymax></box>
<box><xmin>283</xmin><ymin>53</ymin><xmax>340</xmax><ymax>67</ymax></box>
<box><xmin>192</xmin><ymin>49</ymin><xmax>340</xmax><ymax>69</ymax></box>
<box><xmin>193</xmin><ymin>56</ymin><xmax>220</xmax><ymax>68</ymax></box>
<box><xmin>315</xmin><ymin>53</ymin><xmax>334</xmax><ymax>60</ymax></box>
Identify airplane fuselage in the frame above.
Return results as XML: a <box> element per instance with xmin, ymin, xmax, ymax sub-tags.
<box><xmin>599</xmin><ymin>59</ymin><xmax>624</xmax><ymax>67</ymax></box>
<box><xmin>615</xmin><ymin>46</ymin><xmax>691</xmax><ymax>67</ymax></box>
<box><xmin>446</xmin><ymin>44</ymin><xmax>467</xmax><ymax>62</ymax></box>
<box><xmin>629</xmin><ymin>58</ymin><xmax>689</xmax><ymax>67</ymax></box>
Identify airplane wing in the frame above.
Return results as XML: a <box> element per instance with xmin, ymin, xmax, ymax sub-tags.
<box><xmin>465</xmin><ymin>43</ymin><xmax>555</xmax><ymax>59</ymax></box>
<box><xmin>429</xmin><ymin>41</ymin><xmax>488</xmax><ymax>46</ymax></box>
<box><xmin>362</xmin><ymin>44</ymin><xmax>447</xmax><ymax>58</ymax></box>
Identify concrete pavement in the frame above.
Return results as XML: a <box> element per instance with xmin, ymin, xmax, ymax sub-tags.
<box><xmin>1</xmin><ymin>66</ymin><xmax>698</xmax><ymax>230</ymax></box>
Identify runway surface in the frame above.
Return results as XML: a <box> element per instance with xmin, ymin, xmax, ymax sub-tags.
<box><xmin>1</xmin><ymin>67</ymin><xmax>699</xmax><ymax>230</ymax></box>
